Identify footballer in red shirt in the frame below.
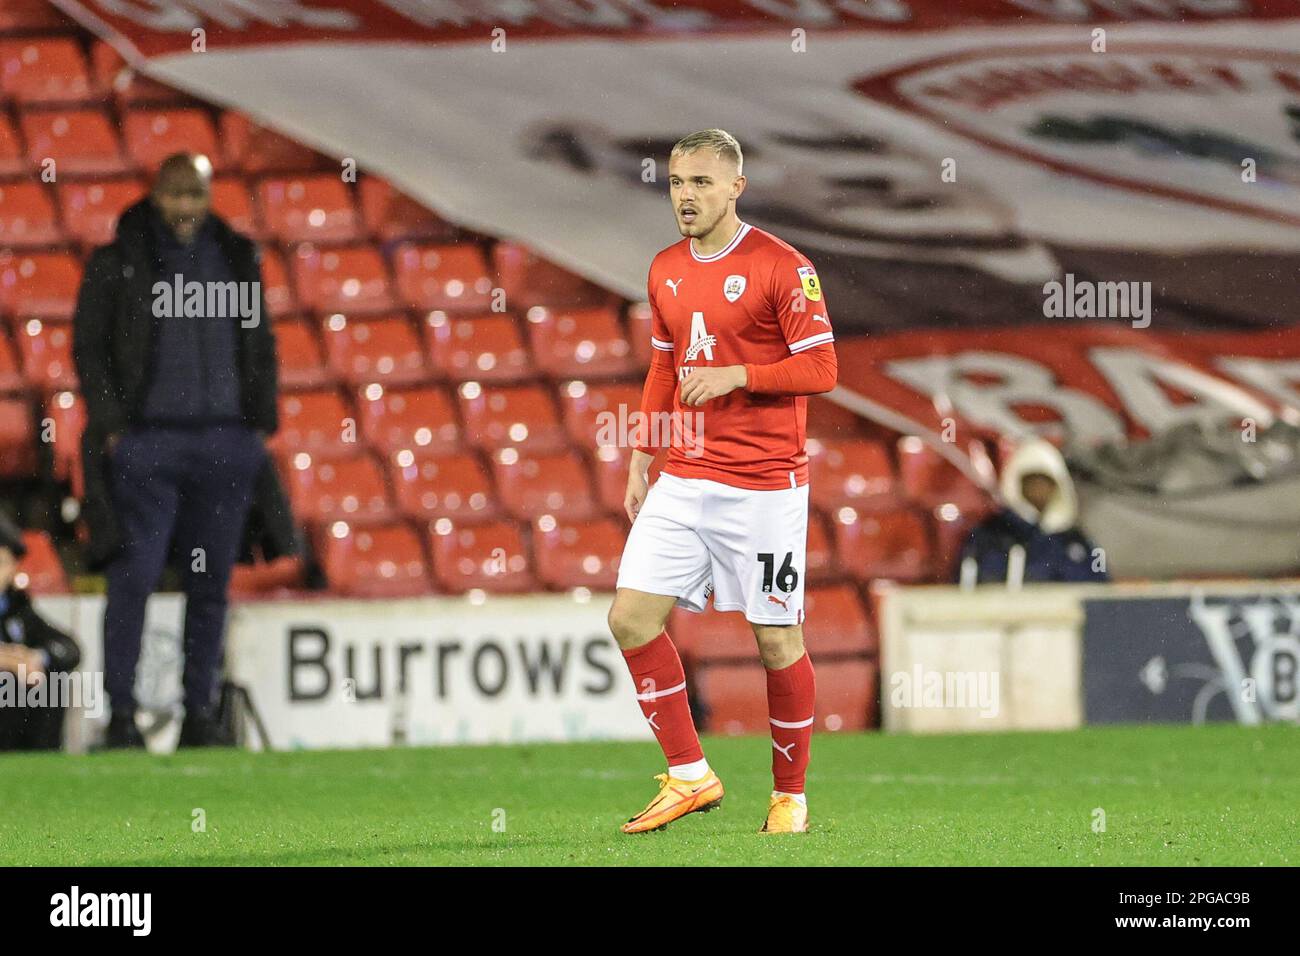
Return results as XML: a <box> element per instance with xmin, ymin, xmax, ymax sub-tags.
<box><xmin>609</xmin><ymin>129</ymin><xmax>837</xmax><ymax>835</ymax></box>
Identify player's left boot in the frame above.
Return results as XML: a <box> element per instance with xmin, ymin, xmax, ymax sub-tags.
<box><xmin>759</xmin><ymin>793</ymin><xmax>808</xmax><ymax>834</ymax></box>
<box><xmin>621</xmin><ymin>770</ymin><xmax>724</xmax><ymax>833</ymax></box>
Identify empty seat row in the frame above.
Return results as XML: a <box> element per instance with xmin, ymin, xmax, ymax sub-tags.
<box><xmin>0</xmin><ymin>106</ymin><xmax>337</xmax><ymax>176</ymax></box>
<box><xmin>0</xmin><ymin>241</ymin><xmax>611</xmax><ymax>327</ymax></box>
<box><xmin>0</xmin><ymin>172</ymin><xmax>473</xmax><ymax>249</ymax></box>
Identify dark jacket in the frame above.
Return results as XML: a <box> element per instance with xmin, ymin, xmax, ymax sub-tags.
<box><xmin>0</xmin><ymin>587</ymin><xmax>81</xmax><ymax>673</ymax></box>
<box><xmin>959</xmin><ymin>508</ymin><xmax>1109</xmax><ymax>585</ymax></box>
<box><xmin>72</xmin><ymin>199</ymin><xmax>295</xmax><ymax>570</ymax></box>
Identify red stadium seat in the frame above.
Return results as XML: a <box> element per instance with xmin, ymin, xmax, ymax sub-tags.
<box><xmin>258</xmin><ymin>174</ymin><xmax>361</xmax><ymax>243</ymax></box>
<box><xmin>292</xmin><ymin>245</ymin><xmax>394</xmax><ymax>314</ymax></box>
<box><xmin>320</xmin><ymin>521</ymin><xmax>431</xmax><ymax>597</ymax></box>
<box><xmin>0</xmin><ymin>114</ymin><xmax>26</xmax><ymax>177</ymax></box>
<box><xmin>531</xmin><ymin>516</ymin><xmax>623</xmax><ymax>590</ymax></box>
<box><xmin>592</xmin><ymin>444</ymin><xmax>632</xmax><ymax>514</ymax></box>
<box><xmin>0</xmin><ymin>38</ymin><xmax>95</xmax><ymax>105</ymax></box>
<box><xmin>211</xmin><ymin>176</ymin><xmax>261</xmax><ymax>239</ymax></box>
<box><xmin>694</xmin><ymin>662</ymin><xmax>766</xmax><ymax>733</ymax></box>
<box><xmin>221</xmin><ymin>112</ymin><xmax>324</xmax><ymax>174</ymax></box>
<box><xmin>122</xmin><ymin>109</ymin><xmax>222</xmax><ymax>173</ymax></box>
<box><xmin>558</xmin><ymin>380</ymin><xmax>642</xmax><ymax>450</ymax></box>
<box><xmin>44</xmin><ymin>389</ymin><xmax>84</xmax><ymax>485</ymax></box>
<box><xmin>357</xmin><ymin>384</ymin><xmax>460</xmax><ymax>456</ymax></box>
<box><xmin>0</xmin><ymin>252</ymin><xmax>81</xmax><ymax>319</ymax></box>
<box><xmin>526</xmin><ymin>305</ymin><xmax>636</xmax><ymax>379</ymax></box>
<box><xmin>424</xmin><ymin>311</ymin><xmax>532</xmax><ymax>384</ymax></box>
<box><xmin>0</xmin><ymin>181</ymin><xmax>59</xmax><ymax>248</ymax></box>
<box><xmin>57</xmin><ymin>179</ymin><xmax>145</xmax><ymax>247</ymax></box>
<box><xmin>0</xmin><ymin>330</ymin><xmax>23</xmax><ymax>393</ymax></box>
<box><xmin>16</xmin><ymin>318</ymin><xmax>75</xmax><ymax>390</ymax></box>
<box><xmin>930</xmin><ymin>500</ymin><xmax>996</xmax><ymax>583</ymax></box>
<box><xmin>491</xmin><ymin>240</ymin><xmax>607</xmax><ymax>309</ymax></box>
<box><xmin>897</xmin><ymin>435</ymin><xmax>989</xmax><ymax>509</ymax></box>
<box><xmin>492</xmin><ymin>449</ymin><xmax>597</xmax><ymax>521</ymax></box>
<box><xmin>274</xmin><ymin>317</ymin><xmax>333</xmax><ymax>391</ymax></box>
<box><xmin>456</xmin><ymin>382</ymin><xmax>567</xmax><ymax>453</ymax></box>
<box><xmin>257</xmin><ymin>248</ymin><xmax>295</xmax><ymax>317</ymax></box>
<box><xmin>590</xmin><ymin>444</ymin><xmax>665</xmax><ymax>514</ymax></box>
<box><xmin>814</xmin><ymin>659</ymin><xmax>878</xmax><ymax>731</ymax></box>
<box><xmin>669</xmin><ymin>607</ymin><xmax>756</xmax><ymax>663</ymax></box>
<box><xmin>803</xmin><ymin>585</ymin><xmax>876</xmax><ymax>656</ymax></box>
<box><xmin>807</xmin><ymin>438</ymin><xmax>897</xmax><ymax>513</ymax></box>
<box><xmin>833</xmin><ymin>507</ymin><xmax>931</xmax><ymax>583</ymax></box>
<box><xmin>695</xmin><ymin>658</ymin><xmax>876</xmax><ymax>734</ymax></box>
<box><xmin>805</xmin><ymin>510</ymin><xmax>836</xmax><ymax>585</ymax></box>
<box><xmin>284</xmin><ymin>451</ymin><xmax>393</xmax><ymax>525</ymax></box>
<box><xmin>0</xmin><ymin>397</ymin><xmax>36</xmax><ymax>478</ymax></box>
<box><xmin>268</xmin><ymin>389</ymin><xmax>357</xmax><ymax>459</ymax></box>
<box><xmin>229</xmin><ymin>555</ymin><xmax>306</xmax><ymax>597</ymax></box>
<box><xmin>429</xmin><ymin>519</ymin><xmax>535</xmax><ymax>593</ymax></box>
<box><xmin>21</xmin><ymin>109</ymin><xmax>127</xmax><ymax>176</ymax></box>
<box><xmin>16</xmin><ymin>530</ymin><xmax>67</xmax><ymax>594</ymax></box>
<box><xmin>626</xmin><ymin>300</ymin><xmax>653</xmax><ymax>370</ymax></box>
<box><xmin>394</xmin><ymin>242</ymin><xmax>494</xmax><ymax>312</ymax></box>
<box><xmin>806</xmin><ymin>394</ymin><xmax>869</xmax><ymax>440</ymax></box>
<box><xmin>358</xmin><ymin>176</ymin><xmax>455</xmax><ymax>242</ymax></box>
<box><xmin>0</xmin><ymin>1</ymin><xmax>72</xmax><ymax>33</ymax></box>
<box><xmin>90</xmin><ymin>41</ymin><xmax>191</xmax><ymax>108</ymax></box>
<box><xmin>389</xmin><ymin>449</ymin><xmax>498</xmax><ymax>524</ymax></box>
<box><xmin>322</xmin><ymin>313</ymin><xmax>427</xmax><ymax>387</ymax></box>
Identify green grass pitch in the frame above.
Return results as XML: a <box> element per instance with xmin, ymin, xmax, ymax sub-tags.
<box><xmin>2</xmin><ymin>724</ymin><xmax>1294</xmax><ymax>866</ymax></box>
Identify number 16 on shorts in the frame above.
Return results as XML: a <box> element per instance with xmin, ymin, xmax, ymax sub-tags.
<box><xmin>756</xmin><ymin>550</ymin><xmax>801</xmax><ymax>622</ymax></box>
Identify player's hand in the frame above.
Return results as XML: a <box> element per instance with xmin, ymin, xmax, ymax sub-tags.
<box><xmin>624</xmin><ymin>451</ymin><xmax>653</xmax><ymax>523</ymax></box>
<box><xmin>679</xmin><ymin>365</ymin><xmax>747</xmax><ymax>407</ymax></box>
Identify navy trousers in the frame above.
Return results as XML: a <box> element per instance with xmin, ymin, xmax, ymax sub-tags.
<box><xmin>103</xmin><ymin>425</ymin><xmax>265</xmax><ymax>720</ymax></box>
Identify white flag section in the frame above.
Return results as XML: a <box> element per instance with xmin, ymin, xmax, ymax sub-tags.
<box><xmin>59</xmin><ymin>0</ymin><xmax>1300</xmax><ymax>329</ymax></box>
<box><xmin>225</xmin><ymin>595</ymin><xmax>651</xmax><ymax>749</ymax></box>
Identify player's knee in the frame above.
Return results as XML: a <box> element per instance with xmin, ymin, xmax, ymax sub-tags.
<box><xmin>607</xmin><ymin>601</ymin><xmax>658</xmax><ymax>650</ymax></box>
<box><xmin>754</xmin><ymin>626</ymin><xmax>804</xmax><ymax>669</ymax></box>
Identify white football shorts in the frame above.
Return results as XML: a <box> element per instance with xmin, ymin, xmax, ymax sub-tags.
<box><xmin>616</xmin><ymin>472</ymin><xmax>808</xmax><ymax>625</ymax></box>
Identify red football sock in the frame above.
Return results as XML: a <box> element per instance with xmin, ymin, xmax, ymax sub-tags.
<box><xmin>767</xmin><ymin>652</ymin><xmax>816</xmax><ymax>794</ymax></box>
<box><xmin>621</xmin><ymin>631</ymin><xmax>703</xmax><ymax>766</ymax></box>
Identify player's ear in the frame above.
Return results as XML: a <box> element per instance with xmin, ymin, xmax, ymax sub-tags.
<box><xmin>732</xmin><ymin>175</ymin><xmax>747</xmax><ymax>200</ymax></box>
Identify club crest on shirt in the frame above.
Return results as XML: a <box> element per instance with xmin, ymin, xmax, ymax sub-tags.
<box><xmin>797</xmin><ymin>266</ymin><xmax>822</xmax><ymax>302</ymax></box>
<box><xmin>723</xmin><ymin>274</ymin><xmax>746</xmax><ymax>303</ymax></box>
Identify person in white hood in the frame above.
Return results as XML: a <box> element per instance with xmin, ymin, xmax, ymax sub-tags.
<box><xmin>957</xmin><ymin>439</ymin><xmax>1108</xmax><ymax>584</ymax></box>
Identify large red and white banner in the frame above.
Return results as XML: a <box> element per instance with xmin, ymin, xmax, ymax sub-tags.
<box><xmin>58</xmin><ymin>0</ymin><xmax>1300</xmax><ymax>332</ymax></box>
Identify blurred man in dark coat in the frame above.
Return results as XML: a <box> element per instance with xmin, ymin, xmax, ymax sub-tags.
<box><xmin>958</xmin><ymin>439</ymin><xmax>1109</xmax><ymax>585</ymax></box>
<box><xmin>0</xmin><ymin>515</ymin><xmax>82</xmax><ymax>751</ymax></box>
<box><xmin>73</xmin><ymin>153</ymin><xmax>279</xmax><ymax>749</ymax></box>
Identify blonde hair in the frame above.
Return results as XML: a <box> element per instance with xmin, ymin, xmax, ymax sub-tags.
<box><xmin>670</xmin><ymin>129</ymin><xmax>743</xmax><ymax>176</ymax></box>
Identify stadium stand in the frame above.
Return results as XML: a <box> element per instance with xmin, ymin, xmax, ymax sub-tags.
<box><xmin>0</xmin><ymin>5</ymin><xmax>1002</xmax><ymax>731</ymax></box>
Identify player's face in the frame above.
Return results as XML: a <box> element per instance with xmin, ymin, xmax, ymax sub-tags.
<box><xmin>668</xmin><ymin>151</ymin><xmax>744</xmax><ymax>239</ymax></box>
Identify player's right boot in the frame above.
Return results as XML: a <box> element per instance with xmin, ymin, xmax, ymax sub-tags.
<box><xmin>621</xmin><ymin>770</ymin><xmax>724</xmax><ymax>833</ymax></box>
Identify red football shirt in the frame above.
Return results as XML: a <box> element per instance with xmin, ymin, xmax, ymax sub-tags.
<box><xmin>644</xmin><ymin>221</ymin><xmax>835</xmax><ymax>490</ymax></box>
